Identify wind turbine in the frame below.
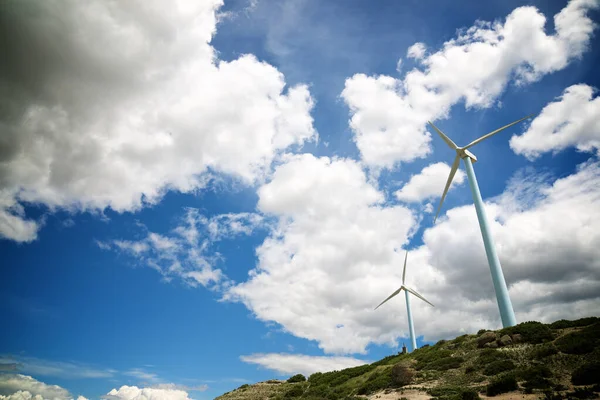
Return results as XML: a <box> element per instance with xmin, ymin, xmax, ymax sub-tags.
<box><xmin>427</xmin><ymin>115</ymin><xmax>532</xmax><ymax>328</ymax></box>
<box><xmin>375</xmin><ymin>251</ymin><xmax>434</xmax><ymax>353</ymax></box>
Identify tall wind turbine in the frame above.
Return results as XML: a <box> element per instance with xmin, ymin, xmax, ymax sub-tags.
<box><xmin>375</xmin><ymin>251</ymin><xmax>434</xmax><ymax>353</ymax></box>
<box><xmin>427</xmin><ymin>115</ymin><xmax>532</xmax><ymax>328</ymax></box>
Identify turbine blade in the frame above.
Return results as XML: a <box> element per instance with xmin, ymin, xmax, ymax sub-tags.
<box><xmin>374</xmin><ymin>287</ymin><xmax>403</xmax><ymax>310</ymax></box>
<box><xmin>402</xmin><ymin>250</ymin><xmax>408</xmax><ymax>285</ymax></box>
<box><xmin>404</xmin><ymin>286</ymin><xmax>435</xmax><ymax>307</ymax></box>
<box><xmin>434</xmin><ymin>154</ymin><xmax>460</xmax><ymax>223</ymax></box>
<box><xmin>428</xmin><ymin>121</ymin><xmax>458</xmax><ymax>150</ymax></box>
<box><xmin>464</xmin><ymin>115</ymin><xmax>533</xmax><ymax>149</ymax></box>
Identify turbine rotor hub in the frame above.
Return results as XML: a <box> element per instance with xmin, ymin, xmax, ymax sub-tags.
<box><xmin>457</xmin><ymin>147</ymin><xmax>477</xmax><ymax>162</ymax></box>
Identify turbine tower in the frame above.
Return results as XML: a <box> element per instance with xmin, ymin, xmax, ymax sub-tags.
<box><xmin>427</xmin><ymin>115</ymin><xmax>532</xmax><ymax>328</ymax></box>
<box><xmin>375</xmin><ymin>251</ymin><xmax>434</xmax><ymax>353</ymax></box>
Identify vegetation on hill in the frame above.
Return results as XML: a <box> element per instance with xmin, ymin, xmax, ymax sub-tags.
<box><xmin>215</xmin><ymin>317</ymin><xmax>600</xmax><ymax>400</ymax></box>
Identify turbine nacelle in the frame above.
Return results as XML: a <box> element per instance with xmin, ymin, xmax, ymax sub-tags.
<box><xmin>457</xmin><ymin>147</ymin><xmax>477</xmax><ymax>162</ymax></box>
<box><xmin>428</xmin><ymin>115</ymin><xmax>533</xmax><ymax>222</ymax></box>
<box><xmin>374</xmin><ymin>251</ymin><xmax>434</xmax><ymax>310</ymax></box>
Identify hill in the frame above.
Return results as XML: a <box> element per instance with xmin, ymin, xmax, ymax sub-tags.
<box><xmin>215</xmin><ymin>317</ymin><xmax>600</xmax><ymax>400</ymax></box>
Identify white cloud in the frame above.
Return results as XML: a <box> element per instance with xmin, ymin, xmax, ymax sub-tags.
<box><xmin>228</xmin><ymin>154</ymin><xmax>600</xmax><ymax>354</ymax></box>
<box><xmin>104</xmin><ymin>386</ymin><xmax>191</xmax><ymax>400</ymax></box>
<box><xmin>406</xmin><ymin>43</ymin><xmax>426</xmax><ymax>60</ymax></box>
<box><xmin>227</xmin><ymin>154</ymin><xmax>418</xmax><ymax>354</ymax></box>
<box><xmin>100</xmin><ymin>209</ymin><xmax>264</xmax><ymax>288</ymax></box>
<box><xmin>240</xmin><ymin>353</ymin><xmax>368</xmax><ymax>376</ymax></box>
<box><xmin>341</xmin><ymin>0</ymin><xmax>598</xmax><ymax>168</ymax></box>
<box><xmin>0</xmin><ymin>375</ymin><xmax>70</xmax><ymax>400</ymax></box>
<box><xmin>395</xmin><ymin>162</ymin><xmax>466</xmax><ymax>202</ymax></box>
<box><xmin>510</xmin><ymin>84</ymin><xmax>600</xmax><ymax>158</ymax></box>
<box><xmin>0</xmin><ymin>0</ymin><xmax>316</xmax><ymax>242</ymax></box>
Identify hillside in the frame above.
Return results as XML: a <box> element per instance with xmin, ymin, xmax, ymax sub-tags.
<box><xmin>215</xmin><ymin>317</ymin><xmax>600</xmax><ymax>400</ymax></box>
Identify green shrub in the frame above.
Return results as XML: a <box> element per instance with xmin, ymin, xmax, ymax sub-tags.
<box><xmin>303</xmin><ymin>384</ymin><xmax>329</xmax><ymax>399</ymax></box>
<box><xmin>414</xmin><ymin>349</ymin><xmax>454</xmax><ymax>369</ymax></box>
<box><xmin>549</xmin><ymin>317</ymin><xmax>600</xmax><ymax>330</ymax></box>
<box><xmin>236</xmin><ymin>384</ymin><xmax>250</xmax><ymax>391</ymax></box>
<box><xmin>533</xmin><ymin>343</ymin><xmax>559</xmax><ymax>359</ymax></box>
<box><xmin>391</xmin><ymin>364</ymin><xmax>414</xmax><ymax>387</ymax></box>
<box><xmin>465</xmin><ymin>365</ymin><xmax>476</xmax><ymax>374</ymax></box>
<box><xmin>519</xmin><ymin>365</ymin><xmax>553</xmax><ymax>390</ymax></box>
<box><xmin>356</xmin><ymin>370</ymin><xmax>392</xmax><ymax>395</ymax></box>
<box><xmin>483</xmin><ymin>360</ymin><xmax>515</xmax><ymax>376</ymax></box>
<box><xmin>371</xmin><ymin>353</ymin><xmax>406</xmax><ymax>366</ymax></box>
<box><xmin>476</xmin><ymin>349</ymin><xmax>509</xmax><ymax>366</ymax></box>
<box><xmin>519</xmin><ymin>364</ymin><xmax>552</xmax><ymax>380</ymax></box>
<box><xmin>284</xmin><ymin>385</ymin><xmax>304</xmax><ymax>398</ymax></box>
<box><xmin>499</xmin><ymin>321</ymin><xmax>554</xmax><ymax>344</ymax></box>
<box><xmin>287</xmin><ymin>374</ymin><xmax>306</xmax><ymax>383</ymax></box>
<box><xmin>424</xmin><ymin>356</ymin><xmax>464</xmax><ymax>371</ymax></box>
<box><xmin>486</xmin><ymin>373</ymin><xmax>518</xmax><ymax>396</ymax></box>
<box><xmin>452</xmin><ymin>334</ymin><xmax>469</xmax><ymax>344</ymax></box>
<box><xmin>572</xmin><ymin>362</ymin><xmax>600</xmax><ymax>385</ymax></box>
<box><xmin>308</xmin><ymin>364</ymin><xmax>374</xmax><ymax>386</ymax></box>
<box><xmin>477</xmin><ymin>329</ymin><xmax>489</xmax><ymax>335</ymax></box>
<box><xmin>555</xmin><ymin>323</ymin><xmax>600</xmax><ymax>355</ymax></box>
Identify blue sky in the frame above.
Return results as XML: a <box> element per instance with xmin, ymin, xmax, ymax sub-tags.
<box><xmin>1</xmin><ymin>0</ymin><xmax>600</xmax><ymax>399</ymax></box>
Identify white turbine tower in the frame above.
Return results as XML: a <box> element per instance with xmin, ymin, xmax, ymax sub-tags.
<box><xmin>427</xmin><ymin>115</ymin><xmax>532</xmax><ymax>328</ymax></box>
<box><xmin>375</xmin><ymin>251</ymin><xmax>433</xmax><ymax>353</ymax></box>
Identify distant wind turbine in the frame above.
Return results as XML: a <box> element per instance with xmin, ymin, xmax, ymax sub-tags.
<box><xmin>427</xmin><ymin>115</ymin><xmax>532</xmax><ymax>328</ymax></box>
<box><xmin>375</xmin><ymin>251</ymin><xmax>434</xmax><ymax>353</ymax></box>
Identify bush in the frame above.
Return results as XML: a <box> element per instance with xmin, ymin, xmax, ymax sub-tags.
<box><xmin>519</xmin><ymin>365</ymin><xmax>553</xmax><ymax>390</ymax></box>
<box><xmin>308</xmin><ymin>364</ymin><xmax>374</xmax><ymax>386</ymax></box>
<box><xmin>236</xmin><ymin>384</ymin><xmax>250</xmax><ymax>391</ymax></box>
<box><xmin>476</xmin><ymin>349</ymin><xmax>509</xmax><ymax>366</ymax></box>
<box><xmin>486</xmin><ymin>373</ymin><xmax>518</xmax><ymax>396</ymax></box>
<box><xmin>357</xmin><ymin>370</ymin><xmax>392</xmax><ymax>395</ymax></box>
<box><xmin>477</xmin><ymin>329</ymin><xmax>489</xmax><ymax>335</ymax></box>
<box><xmin>284</xmin><ymin>385</ymin><xmax>304</xmax><ymax>398</ymax></box>
<box><xmin>572</xmin><ymin>362</ymin><xmax>600</xmax><ymax>385</ymax></box>
<box><xmin>499</xmin><ymin>321</ymin><xmax>554</xmax><ymax>344</ymax></box>
<box><xmin>452</xmin><ymin>334</ymin><xmax>469</xmax><ymax>344</ymax></box>
<box><xmin>483</xmin><ymin>360</ymin><xmax>515</xmax><ymax>376</ymax></box>
<box><xmin>533</xmin><ymin>343</ymin><xmax>559</xmax><ymax>359</ymax></box>
<box><xmin>424</xmin><ymin>356</ymin><xmax>464</xmax><ymax>371</ymax></box>
<box><xmin>555</xmin><ymin>323</ymin><xmax>600</xmax><ymax>355</ymax></box>
<box><xmin>549</xmin><ymin>317</ymin><xmax>600</xmax><ymax>330</ymax></box>
<box><xmin>414</xmin><ymin>349</ymin><xmax>454</xmax><ymax>369</ymax></box>
<box><xmin>391</xmin><ymin>364</ymin><xmax>414</xmax><ymax>387</ymax></box>
<box><xmin>520</xmin><ymin>365</ymin><xmax>552</xmax><ymax>380</ymax></box>
<box><xmin>287</xmin><ymin>374</ymin><xmax>306</xmax><ymax>383</ymax></box>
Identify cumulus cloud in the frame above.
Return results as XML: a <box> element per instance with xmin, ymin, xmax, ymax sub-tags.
<box><xmin>0</xmin><ymin>0</ymin><xmax>316</xmax><ymax>242</ymax></box>
<box><xmin>227</xmin><ymin>153</ymin><xmax>600</xmax><ymax>354</ymax></box>
<box><xmin>99</xmin><ymin>209</ymin><xmax>264</xmax><ymax>288</ymax></box>
<box><xmin>0</xmin><ymin>374</ymin><xmax>70</xmax><ymax>400</ymax></box>
<box><xmin>341</xmin><ymin>0</ymin><xmax>598</xmax><ymax>168</ymax></box>
<box><xmin>227</xmin><ymin>154</ymin><xmax>418</xmax><ymax>354</ymax></box>
<box><xmin>510</xmin><ymin>84</ymin><xmax>600</xmax><ymax>158</ymax></box>
<box><xmin>104</xmin><ymin>386</ymin><xmax>191</xmax><ymax>400</ymax></box>
<box><xmin>240</xmin><ymin>353</ymin><xmax>368</xmax><ymax>376</ymax></box>
<box><xmin>395</xmin><ymin>162</ymin><xmax>466</xmax><ymax>202</ymax></box>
